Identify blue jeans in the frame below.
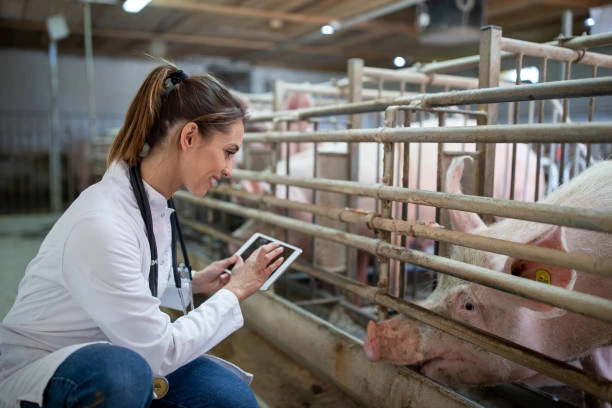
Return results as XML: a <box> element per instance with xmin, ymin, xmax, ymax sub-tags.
<box><xmin>21</xmin><ymin>343</ymin><xmax>258</xmax><ymax>408</ymax></box>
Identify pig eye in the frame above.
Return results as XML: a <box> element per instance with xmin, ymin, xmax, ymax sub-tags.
<box><xmin>464</xmin><ymin>302</ymin><xmax>475</xmax><ymax>311</ymax></box>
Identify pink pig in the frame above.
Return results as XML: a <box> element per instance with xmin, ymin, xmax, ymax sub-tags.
<box><xmin>363</xmin><ymin>157</ymin><xmax>612</xmax><ymax>398</ymax></box>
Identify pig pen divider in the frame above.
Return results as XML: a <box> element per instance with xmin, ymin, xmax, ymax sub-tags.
<box><xmin>175</xmin><ymin>191</ymin><xmax>612</xmax><ymax>403</ymax></box>
<box><xmin>394</xmin><ymin>31</ymin><xmax>612</xmax><ymax>77</ymax></box>
<box><xmin>248</xmin><ymin>76</ymin><xmax>612</xmax><ymax>123</ymax></box>
<box><xmin>175</xmin><ymin>189</ymin><xmax>612</xmax><ymax>324</ymax></box>
<box><xmin>212</xmin><ymin>182</ymin><xmax>612</xmax><ymax>280</ymax></box>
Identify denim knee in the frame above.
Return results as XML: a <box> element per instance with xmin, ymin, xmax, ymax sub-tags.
<box><xmin>46</xmin><ymin>343</ymin><xmax>152</xmax><ymax>408</ymax></box>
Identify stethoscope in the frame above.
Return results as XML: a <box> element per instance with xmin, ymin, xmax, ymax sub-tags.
<box><xmin>129</xmin><ymin>162</ymin><xmax>193</xmax><ymax>314</ymax></box>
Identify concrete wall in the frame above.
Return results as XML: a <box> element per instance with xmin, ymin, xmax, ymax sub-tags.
<box><xmin>0</xmin><ymin>48</ymin><xmax>336</xmax><ymax>116</ymax></box>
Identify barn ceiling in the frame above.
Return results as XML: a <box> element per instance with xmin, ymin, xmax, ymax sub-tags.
<box><xmin>0</xmin><ymin>0</ymin><xmax>609</xmax><ymax>72</ymax></box>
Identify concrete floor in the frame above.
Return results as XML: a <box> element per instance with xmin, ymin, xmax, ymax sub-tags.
<box><xmin>0</xmin><ymin>213</ymin><xmax>59</xmax><ymax>319</ymax></box>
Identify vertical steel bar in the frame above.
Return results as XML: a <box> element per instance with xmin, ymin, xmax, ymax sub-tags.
<box><xmin>400</xmin><ymin>110</ymin><xmax>411</xmax><ymax>300</ymax></box>
<box><xmin>379</xmin><ymin>107</ymin><xmax>396</xmax><ymax>320</ymax></box>
<box><xmin>509</xmin><ymin>54</ymin><xmax>524</xmax><ymax>200</ymax></box>
<box><xmin>436</xmin><ymin>111</ymin><xmax>449</xmax><ymax>257</ymax></box>
<box><xmin>478</xmin><ymin>26</ymin><xmax>501</xmax><ymax>210</ymax></box>
<box><xmin>49</xmin><ymin>40</ymin><xmax>63</xmax><ymax>213</ymax></box>
<box><xmin>83</xmin><ymin>2</ymin><xmax>96</xmax><ymax>147</ymax></box>
<box><xmin>347</xmin><ymin>58</ymin><xmax>364</xmax><ymax>291</ymax></box>
<box><xmin>535</xmin><ymin>57</ymin><xmax>548</xmax><ymax>200</ymax></box>
<box><xmin>586</xmin><ymin>65</ymin><xmax>598</xmax><ymax>167</ymax></box>
<box><xmin>559</xmin><ymin>61</ymin><xmax>572</xmax><ymax>186</ymax></box>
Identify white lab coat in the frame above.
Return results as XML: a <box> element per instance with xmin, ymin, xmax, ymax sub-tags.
<box><xmin>0</xmin><ymin>161</ymin><xmax>250</xmax><ymax>407</ymax></box>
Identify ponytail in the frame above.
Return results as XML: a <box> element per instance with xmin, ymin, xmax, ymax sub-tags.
<box><xmin>107</xmin><ymin>64</ymin><xmax>175</xmax><ymax>167</ymax></box>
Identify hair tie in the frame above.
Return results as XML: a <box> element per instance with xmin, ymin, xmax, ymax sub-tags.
<box><xmin>163</xmin><ymin>69</ymin><xmax>189</xmax><ymax>93</ymax></box>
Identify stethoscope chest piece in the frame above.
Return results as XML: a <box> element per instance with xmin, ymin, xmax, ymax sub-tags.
<box><xmin>153</xmin><ymin>376</ymin><xmax>169</xmax><ymax>399</ymax></box>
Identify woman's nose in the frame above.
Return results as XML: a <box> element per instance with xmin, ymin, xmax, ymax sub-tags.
<box><xmin>222</xmin><ymin>166</ymin><xmax>232</xmax><ymax>177</ymax></box>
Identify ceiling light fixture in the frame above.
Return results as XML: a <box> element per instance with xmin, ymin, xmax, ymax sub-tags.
<box><xmin>320</xmin><ymin>24</ymin><xmax>335</xmax><ymax>35</ymax></box>
<box><xmin>393</xmin><ymin>56</ymin><xmax>406</xmax><ymax>67</ymax></box>
<box><xmin>123</xmin><ymin>0</ymin><xmax>152</xmax><ymax>13</ymax></box>
<box><xmin>585</xmin><ymin>17</ymin><xmax>595</xmax><ymax>27</ymax></box>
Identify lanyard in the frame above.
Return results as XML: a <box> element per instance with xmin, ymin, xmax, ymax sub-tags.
<box><xmin>129</xmin><ymin>163</ymin><xmax>192</xmax><ymax>299</ymax></box>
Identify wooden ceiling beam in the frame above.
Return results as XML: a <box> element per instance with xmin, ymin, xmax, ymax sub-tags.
<box><xmin>539</xmin><ymin>0</ymin><xmax>610</xmax><ymax>8</ymax></box>
<box><xmin>150</xmin><ymin>0</ymin><xmax>333</xmax><ymax>25</ymax></box>
<box><xmin>0</xmin><ymin>20</ymin><xmax>276</xmax><ymax>51</ymax></box>
<box><xmin>487</xmin><ymin>0</ymin><xmax>602</xmax><ymax>19</ymax></box>
<box><xmin>150</xmin><ymin>0</ymin><xmax>417</xmax><ymax>35</ymax></box>
<box><xmin>487</xmin><ymin>0</ymin><xmax>539</xmax><ymax>19</ymax></box>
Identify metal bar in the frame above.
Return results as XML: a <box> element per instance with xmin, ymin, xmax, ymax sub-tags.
<box><xmin>83</xmin><ymin>2</ymin><xmax>96</xmax><ymax>144</ymax></box>
<box><xmin>411</xmin><ymin>32</ymin><xmax>612</xmax><ymax>75</ymax></box>
<box><xmin>243</xmin><ymin>122</ymin><xmax>612</xmax><ymax>145</ymax></box>
<box><xmin>177</xmin><ymin>194</ymin><xmax>612</xmax><ymax>323</ymax></box>
<box><xmin>400</xmin><ymin>112</ymin><xmax>412</xmax><ymax>300</ymax></box>
<box><xmin>362</xmin><ymin>66</ymin><xmax>480</xmax><ymax>89</ymax></box>
<box><xmin>214</xmin><ymin>185</ymin><xmax>612</xmax><ymax>279</ymax></box>
<box><xmin>509</xmin><ymin>52</ymin><xmax>523</xmax><ymax>201</ymax></box>
<box><xmin>500</xmin><ymin>37</ymin><xmax>612</xmax><ymax>69</ymax></box>
<box><xmin>249</xmin><ymin>77</ymin><xmax>612</xmax><ymax>122</ymax></box>
<box><xmin>346</xmin><ymin>58</ymin><xmax>363</xmax><ymax>287</ymax></box>
<box><xmin>48</xmin><ymin>41</ymin><xmax>63</xmax><ymax>213</ymax></box>
<box><xmin>378</xmin><ymin>108</ymin><xmax>397</xmax><ymax>318</ymax></box>
<box><xmin>226</xmin><ymin>168</ymin><xmax>612</xmax><ymax>233</ymax></box>
<box><xmin>587</xmin><ymin>65</ymin><xmax>598</xmax><ymax>166</ymax></box>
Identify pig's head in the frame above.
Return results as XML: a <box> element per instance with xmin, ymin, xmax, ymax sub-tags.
<box><xmin>363</xmin><ymin>155</ymin><xmax>580</xmax><ymax>386</ymax></box>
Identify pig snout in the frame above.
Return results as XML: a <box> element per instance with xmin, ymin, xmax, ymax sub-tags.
<box><xmin>363</xmin><ymin>319</ymin><xmax>424</xmax><ymax>365</ymax></box>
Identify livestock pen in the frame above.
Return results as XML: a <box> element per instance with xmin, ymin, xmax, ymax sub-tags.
<box><xmin>173</xmin><ymin>27</ymin><xmax>612</xmax><ymax>407</ymax></box>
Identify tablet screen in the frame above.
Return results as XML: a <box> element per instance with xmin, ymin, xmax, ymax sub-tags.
<box><xmin>227</xmin><ymin>233</ymin><xmax>302</xmax><ymax>290</ymax></box>
<box><xmin>240</xmin><ymin>236</ymin><xmax>291</xmax><ymax>266</ymax></box>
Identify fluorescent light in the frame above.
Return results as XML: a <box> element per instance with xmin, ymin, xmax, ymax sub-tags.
<box><xmin>321</xmin><ymin>24</ymin><xmax>335</xmax><ymax>35</ymax></box>
<box><xmin>393</xmin><ymin>56</ymin><xmax>406</xmax><ymax>67</ymax></box>
<box><xmin>123</xmin><ymin>0</ymin><xmax>152</xmax><ymax>13</ymax></box>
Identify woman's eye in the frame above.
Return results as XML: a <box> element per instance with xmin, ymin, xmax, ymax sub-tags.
<box><xmin>225</xmin><ymin>150</ymin><xmax>233</xmax><ymax>158</ymax></box>
<box><xmin>465</xmin><ymin>302</ymin><xmax>475</xmax><ymax>311</ymax></box>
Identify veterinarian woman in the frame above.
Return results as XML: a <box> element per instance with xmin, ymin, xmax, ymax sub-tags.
<box><xmin>0</xmin><ymin>64</ymin><xmax>284</xmax><ymax>408</ymax></box>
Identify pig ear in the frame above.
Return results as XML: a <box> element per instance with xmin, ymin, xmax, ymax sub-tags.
<box><xmin>508</xmin><ymin>227</ymin><xmax>576</xmax><ymax>315</ymax></box>
<box><xmin>445</xmin><ymin>156</ymin><xmax>486</xmax><ymax>233</ymax></box>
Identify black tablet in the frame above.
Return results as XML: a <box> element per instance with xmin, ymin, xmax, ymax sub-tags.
<box><xmin>227</xmin><ymin>232</ymin><xmax>303</xmax><ymax>290</ymax></box>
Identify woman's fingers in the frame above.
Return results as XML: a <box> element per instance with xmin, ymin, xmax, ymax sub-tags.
<box><xmin>266</xmin><ymin>256</ymin><xmax>284</xmax><ymax>273</ymax></box>
<box><xmin>262</xmin><ymin>246</ymin><xmax>284</xmax><ymax>267</ymax></box>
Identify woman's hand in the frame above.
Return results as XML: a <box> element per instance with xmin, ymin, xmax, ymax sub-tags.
<box><xmin>191</xmin><ymin>255</ymin><xmax>238</xmax><ymax>295</ymax></box>
<box><xmin>223</xmin><ymin>242</ymin><xmax>284</xmax><ymax>301</ymax></box>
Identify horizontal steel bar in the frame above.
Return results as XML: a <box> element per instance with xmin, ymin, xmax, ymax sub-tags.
<box><xmin>228</xmin><ymin>169</ymin><xmax>612</xmax><ymax>234</ymax></box>
<box><xmin>175</xmin><ymin>192</ymin><xmax>612</xmax><ymax>325</ymax></box>
<box><xmin>500</xmin><ymin>37</ymin><xmax>612</xmax><ymax>68</ymax></box>
<box><xmin>214</xmin><ymin>185</ymin><xmax>612</xmax><ymax>279</ymax></box>
<box><xmin>248</xmin><ymin>77</ymin><xmax>612</xmax><ymax>121</ymax></box>
<box><xmin>410</xmin><ymin>32</ymin><xmax>612</xmax><ymax>74</ymax></box>
<box><xmin>243</xmin><ymin>122</ymin><xmax>612</xmax><ymax>144</ymax></box>
<box><xmin>362</xmin><ymin>66</ymin><xmax>480</xmax><ymax>89</ymax></box>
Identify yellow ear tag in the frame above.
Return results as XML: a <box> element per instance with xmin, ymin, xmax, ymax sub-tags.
<box><xmin>536</xmin><ymin>269</ymin><xmax>551</xmax><ymax>284</ymax></box>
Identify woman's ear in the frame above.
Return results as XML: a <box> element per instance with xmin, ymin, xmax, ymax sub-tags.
<box><xmin>179</xmin><ymin>122</ymin><xmax>199</xmax><ymax>150</ymax></box>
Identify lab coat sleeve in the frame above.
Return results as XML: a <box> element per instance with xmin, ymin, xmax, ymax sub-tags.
<box><xmin>61</xmin><ymin>213</ymin><xmax>243</xmax><ymax>376</ymax></box>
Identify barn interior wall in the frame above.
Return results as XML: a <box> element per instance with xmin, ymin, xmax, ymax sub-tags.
<box><xmin>0</xmin><ymin>48</ymin><xmax>336</xmax><ymax>117</ymax></box>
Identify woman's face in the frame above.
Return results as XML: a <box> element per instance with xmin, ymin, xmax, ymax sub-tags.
<box><xmin>182</xmin><ymin>120</ymin><xmax>244</xmax><ymax>197</ymax></box>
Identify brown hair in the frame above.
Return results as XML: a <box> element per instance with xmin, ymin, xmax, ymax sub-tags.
<box><xmin>107</xmin><ymin>64</ymin><xmax>247</xmax><ymax>167</ymax></box>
